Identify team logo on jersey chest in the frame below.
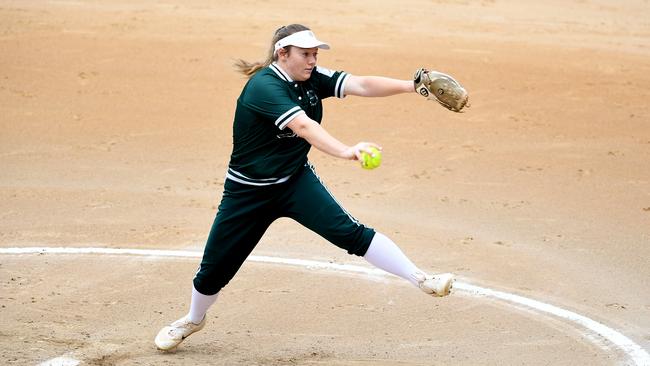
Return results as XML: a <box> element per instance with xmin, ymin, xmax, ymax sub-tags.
<box><xmin>306</xmin><ymin>90</ymin><xmax>318</xmax><ymax>106</ymax></box>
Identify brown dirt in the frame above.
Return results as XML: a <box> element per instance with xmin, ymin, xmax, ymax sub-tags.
<box><xmin>1</xmin><ymin>0</ymin><xmax>649</xmax><ymax>364</ymax></box>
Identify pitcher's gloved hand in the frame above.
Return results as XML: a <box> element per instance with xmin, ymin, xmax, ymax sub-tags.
<box><xmin>414</xmin><ymin>68</ymin><xmax>469</xmax><ymax>112</ymax></box>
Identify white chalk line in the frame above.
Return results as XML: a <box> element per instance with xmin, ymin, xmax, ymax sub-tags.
<box><xmin>37</xmin><ymin>356</ymin><xmax>79</xmax><ymax>366</ymax></box>
<box><xmin>2</xmin><ymin>246</ymin><xmax>648</xmax><ymax>366</ymax></box>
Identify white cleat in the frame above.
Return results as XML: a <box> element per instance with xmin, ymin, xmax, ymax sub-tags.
<box><xmin>155</xmin><ymin>315</ymin><xmax>206</xmax><ymax>351</ymax></box>
<box><xmin>416</xmin><ymin>272</ymin><xmax>455</xmax><ymax>297</ymax></box>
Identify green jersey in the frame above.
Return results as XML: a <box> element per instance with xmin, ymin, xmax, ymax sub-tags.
<box><xmin>226</xmin><ymin>62</ymin><xmax>349</xmax><ymax>186</ymax></box>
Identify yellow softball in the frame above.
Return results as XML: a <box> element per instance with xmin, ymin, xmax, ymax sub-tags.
<box><xmin>360</xmin><ymin>147</ymin><xmax>382</xmax><ymax>170</ymax></box>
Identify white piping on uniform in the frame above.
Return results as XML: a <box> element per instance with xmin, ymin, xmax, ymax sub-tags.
<box><xmin>270</xmin><ymin>62</ymin><xmax>293</xmax><ymax>82</ymax></box>
<box><xmin>335</xmin><ymin>72</ymin><xmax>349</xmax><ymax>99</ymax></box>
<box><xmin>278</xmin><ymin>110</ymin><xmax>304</xmax><ymax>130</ymax></box>
<box><xmin>274</xmin><ymin>106</ymin><xmax>303</xmax><ymax>129</ymax></box>
<box><xmin>315</xmin><ymin>66</ymin><xmax>335</xmax><ymax>77</ymax></box>
<box><xmin>226</xmin><ymin>169</ymin><xmax>292</xmax><ymax>186</ymax></box>
<box><xmin>306</xmin><ymin>162</ymin><xmax>363</xmax><ymax>226</ymax></box>
<box><xmin>229</xmin><ymin>169</ymin><xmax>283</xmax><ymax>182</ymax></box>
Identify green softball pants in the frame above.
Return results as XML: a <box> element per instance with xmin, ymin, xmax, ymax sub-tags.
<box><xmin>193</xmin><ymin>163</ymin><xmax>376</xmax><ymax>295</ymax></box>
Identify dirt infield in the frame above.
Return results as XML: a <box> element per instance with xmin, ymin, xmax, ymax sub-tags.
<box><xmin>1</xmin><ymin>0</ymin><xmax>649</xmax><ymax>365</ymax></box>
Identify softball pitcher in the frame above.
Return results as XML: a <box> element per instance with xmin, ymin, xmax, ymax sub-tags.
<box><xmin>155</xmin><ymin>24</ymin><xmax>466</xmax><ymax>351</ymax></box>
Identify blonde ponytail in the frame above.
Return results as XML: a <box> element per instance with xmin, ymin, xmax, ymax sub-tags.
<box><xmin>234</xmin><ymin>24</ymin><xmax>310</xmax><ymax>78</ymax></box>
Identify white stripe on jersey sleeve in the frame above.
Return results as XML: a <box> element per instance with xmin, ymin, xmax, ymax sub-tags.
<box><xmin>275</xmin><ymin>107</ymin><xmax>305</xmax><ymax>130</ymax></box>
<box><xmin>278</xmin><ymin>109</ymin><xmax>305</xmax><ymax>130</ymax></box>
<box><xmin>334</xmin><ymin>72</ymin><xmax>350</xmax><ymax>99</ymax></box>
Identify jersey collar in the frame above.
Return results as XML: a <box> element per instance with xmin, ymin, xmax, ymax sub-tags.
<box><xmin>270</xmin><ymin>62</ymin><xmax>293</xmax><ymax>83</ymax></box>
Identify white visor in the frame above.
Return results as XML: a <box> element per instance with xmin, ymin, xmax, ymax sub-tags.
<box><xmin>274</xmin><ymin>30</ymin><xmax>330</xmax><ymax>54</ymax></box>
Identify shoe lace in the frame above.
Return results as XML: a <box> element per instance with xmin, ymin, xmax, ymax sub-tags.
<box><xmin>168</xmin><ymin>319</ymin><xmax>193</xmax><ymax>337</ymax></box>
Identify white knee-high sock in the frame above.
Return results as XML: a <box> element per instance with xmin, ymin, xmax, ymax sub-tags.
<box><xmin>188</xmin><ymin>285</ymin><xmax>219</xmax><ymax>324</ymax></box>
<box><xmin>363</xmin><ymin>232</ymin><xmax>424</xmax><ymax>287</ymax></box>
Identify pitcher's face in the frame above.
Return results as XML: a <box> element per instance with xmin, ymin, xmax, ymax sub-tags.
<box><xmin>279</xmin><ymin>46</ymin><xmax>318</xmax><ymax>81</ymax></box>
